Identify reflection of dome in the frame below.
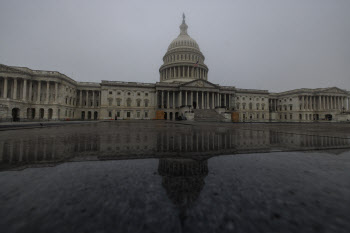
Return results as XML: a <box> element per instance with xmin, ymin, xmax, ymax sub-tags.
<box><xmin>159</xmin><ymin>14</ymin><xmax>209</xmax><ymax>83</ymax></box>
<box><xmin>158</xmin><ymin>158</ymin><xmax>208</xmax><ymax>226</ymax></box>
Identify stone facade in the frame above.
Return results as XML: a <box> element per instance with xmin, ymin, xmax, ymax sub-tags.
<box><xmin>0</xmin><ymin>15</ymin><xmax>349</xmax><ymax>122</ymax></box>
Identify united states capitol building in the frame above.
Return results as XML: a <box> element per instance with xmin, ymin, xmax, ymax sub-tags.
<box><xmin>0</xmin><ymin>15</ymin><xmax>349</xmax><ymax>122</ymax></box>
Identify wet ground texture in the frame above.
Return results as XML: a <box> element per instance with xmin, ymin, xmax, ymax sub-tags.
<box><xmin>0</xmin><ymin>121</ymin><xmax>350</xmax><ymax>233</ymax></box>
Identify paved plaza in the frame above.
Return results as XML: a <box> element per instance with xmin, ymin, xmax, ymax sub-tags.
<box><xmin>0</xmin><ymin>121</ymin><xmax>350</xmax><ymax>233</ymax></box>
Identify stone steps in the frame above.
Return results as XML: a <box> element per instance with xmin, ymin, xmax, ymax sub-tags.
<box><xmin>193</xmin><ymin>109</ymin><xmax>226</xmax><ymax>122</ymax></box>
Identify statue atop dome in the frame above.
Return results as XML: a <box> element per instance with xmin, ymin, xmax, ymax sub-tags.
<box><xmin>180</xmin><ymin>13</ymin><xmax>188</xmax><ymax>36</ymax></box>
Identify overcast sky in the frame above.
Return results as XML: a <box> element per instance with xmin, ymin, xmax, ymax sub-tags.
<box><xmin>0</xmin><ymin>0</ymin><xmax>349</xmax><ymax>92</ymax></box>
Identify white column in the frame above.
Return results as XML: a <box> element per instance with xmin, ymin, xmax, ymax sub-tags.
<box><xmin>161</xmin><ymin>91</ymin><xmax>164</xmax><ymax>108</ymax></box>
<box><xmin>191</xmin><ymin>91</ymin><xmax>193</xmax><ymax>107</ymax></box>
<box><xmin>3</xmin><ymin>77</ymin><xmax>8</xmax><ymax>98</ymax></box>
<box><xmin>206</xmin><ymin>92</ymin><xmax>209</xmax><ymax>109</ymax></box>
<box><xmin>79</xmin><ymin>90</ymin><xmax>82</xmax><ymax>107</ymax></box>
<box><xmin>179</xmin><ymin>91</ymin><xmax>182</xmax><ymax>106</ymax></box>
<box><xmin>13</xmin><ymin>78</ymin><xmax>17</xmax><ymax>99</ymax></box>
<box><xmin>201</xmin><ymin>91</ymin><xmax>204</xmax><ymax>109</ymax></box>
<box><xmin>224</xmin><ymin>94</ymin><xmax>226</xmax><ymax>108</ymax></box>
<box><xmin>155</xmin><ymin>91</ymin><xmax>158</xmax><ymax>109</ymax></box>
<box><xmin>92</xmin><ymin>91</ymin><xmax>95</xmax><ymax>107</ymax></box>
<box><xmin>55</xmin><ymin>82</ymin><xmax>58</xmax><ymax>103</ymax></box>
<box><xmin>29</xmin><ymin>81</ymin><xmax>32</xmax><ymax>102</ymax></box>
<box><xmin>172</xmin><ymin>91</ymin><xmax>175</xmax><ymax>109</ymax></box>
<box><xmin>196</xmin><ymin>91</ymin><xmax>198</xmax><ymax>109</ymax></box>
<box><xmin>212</xmin><ymin>92</ymin><xmax>214</xmax><ymax>109</ymax></box>
<box><xmin>185</xmin><ymin>91</ymin><xmax>188</xmax><ymax>106</ymax></box>
<box><xmin>85</xmin><ymin>90</ymin><xmax>89</xmax><ymax>107</ymax></box>
<box><xmin>22</xmin><ymin>79</ymin><xmax>27</xmax><ymax>101</ymax></box>
<box><xmin>330</xmin><ymin>96</ymin><xmax>333</xmax><ymax>109</ymax></box>
<box><xmin>37</xmin><ymin>80</ymin><xmax>41</xmax><ymax>103</ymax></box>
<box><xmin>46</xmin><ymin>81</ymin><xmax>49</xmax><ymax>104</ymax></box>
<box><xmin>228</xmin><ymin>94</ymin><xmax>231</xmax><ymax>109</ymax></box>
<box><xmin>167</xmin><ymin>91</ymin><xmax>170</xmax><ymax>108</ymax></box>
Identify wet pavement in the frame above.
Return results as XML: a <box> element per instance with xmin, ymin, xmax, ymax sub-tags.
<box><xmin>0</xmin><ymin>121</ymin><xmax>350</xmax><ymax>233</ymax></box>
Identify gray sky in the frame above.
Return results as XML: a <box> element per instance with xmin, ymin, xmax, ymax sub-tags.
<box><xmin>1</xmin><ymin>0</ymin><xmax>349</xmax><ymax>92</ymax></box>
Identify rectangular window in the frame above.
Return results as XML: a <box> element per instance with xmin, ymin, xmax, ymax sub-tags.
<box><xmin>117</xmin><ymin>100</ymin><xmax>121</xmax><ymax>106</ymax></box>
<box><xmin>117</xmin><ymin>111</ymin><xmax>120</xmax><ymax>117</ymax></box>
<box><xmin>127</xmin><ymin>112</ymin><xmax>131</xmax><ymax>118</ymax></box>
<box><xmin>145</xmin><ymin>111</ymin><xmax>148</xmax><ymax>118</ymax></box>
<box><xmin>108</xmin><ymin>111</ymin><xmax>112</xmax><ymax>117</ymax></box>
<box><xmin>290</xmin><ymin>114</ymin><xmax>293</xmax><ymax>119</ymax></box>
<box><xmin>137</xmin><ymin>111</ymin><xmax>140</xmax><ymax>118</ymax></box>
<box><xmin>145</xmin><ymin>102</ymin><xmax>148</xmax><ymax>107</ymax></box>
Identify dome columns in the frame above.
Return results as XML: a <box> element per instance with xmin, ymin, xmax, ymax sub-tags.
<box><xmin>160</xmin><ymin>65</ymin><xmax>208</xmax><ymax>82</ymax></box>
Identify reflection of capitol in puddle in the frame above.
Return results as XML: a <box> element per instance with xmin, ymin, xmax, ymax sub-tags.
<box><xmin>158</xmin><ymin>158</ymin><xmax>208</xmax><ymax>225</ymax></box>
<box><xmin>1</xmin><ymin>126</ymin><xmax>350</xmax><ymax>170</ymax></box>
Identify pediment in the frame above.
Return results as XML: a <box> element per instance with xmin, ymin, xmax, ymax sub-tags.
<box><xmin>181</xmin><ymin>79</ymin><xmax>218</xmax><ymax>89</ymax></box>
<box><xmin>319</xmin><ymin>87</ymin><xmax>348</xmax><ymax>95</ymax></box>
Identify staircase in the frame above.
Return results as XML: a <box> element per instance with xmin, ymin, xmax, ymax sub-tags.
<box><xmin>193</xmin><ymin>109</ymin><xmax>226</xmax><ymax>122</ymax></box>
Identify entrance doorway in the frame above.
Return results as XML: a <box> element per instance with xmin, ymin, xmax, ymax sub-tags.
<box><xmin>39</xmin><ymin>108</ymin><xmax>44</xmax><ymax>119</ymax></box>
<box><xmin>164</xmin><ymin>112</ymin><xmax>168</xmax><ymax>120</ymax></box>
<box><xmin>325</xmin><ymin>114</ymin><xmax>332</xmax><ymax>121</ymax></box>
<box><xmin>48</xmin><ymin>109</ymin><xmax>53</xmax><ymax>120</ymax></box>
<box><xmin>94</xmin><ymin>111</ymin><xmax>98</xmax><ymax>120</ymax></box>
<box><xmin>12</xmin><ymin>108</ymin><xmax>20</xmax><ymax>122</ymax></box>
<box><xmin>31</xmin><ymin>108</ymin><xmax>36</xmax><ymax>119</ymax></box>
<box><xmin>81</xmin><ymin>111</ymin><xmax>85</xmax><ymax>120</ymax></box>
<box><xmin>193</xmin><ymin>101</ymin><xmax>197</xmax><ymax>109</ymax></box>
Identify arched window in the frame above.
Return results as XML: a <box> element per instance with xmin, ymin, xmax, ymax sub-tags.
<box><xmin>249</xmin><ymin>103</ymin><xmax>253</xmax><ymax>110</ymax></box>
<box><xmin>256</xmin><ymin>103</ymin><xmax>260</xmax><ymax>110</ymax></box>
<box><xmin>262</xmin><ymin>104</ymin><xmax>265</xmax><ymax>110</ymax></box>
<box><xmin>236</xmin><ymin>103</ymin><xmax>240</xmax><ymax>110</ymax></box>
<box><xmin>137</xmin><ymin>99</ymin><xmax>141</xmax><ymax>107</ymax></box>
<box><xmin>144</xmin><ymin>99</ymin><xmax>149</xmax><ymax>107</ymax></box>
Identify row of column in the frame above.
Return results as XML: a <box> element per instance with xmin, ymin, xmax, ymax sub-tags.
<box><xmin>78</xmin><ymin>90</ymin><xmax>100</xmax><ymax>108</ymax></box>
<box><xmin>158</xmin><ymin>90</ymin><xmax>232</xmax><ymax>109</ymax></box>
<box><xmin>300</xmin><ymin>95</ymin><xmax>349</xmax><ymax>111</ymax></box>
<box><xmin>160</xmin><ymin>66</ymin><xmax>207</xmax><ymax>80</ymax></box>
<box><xmin>1</xmin><ymin>77</ymin><xmax>59</xmax><ymax>104</ymax></box>
<box><xmin>269</xmin><ymin>99</ymin><xmax>278</xmax><ymax>112</ymax></box>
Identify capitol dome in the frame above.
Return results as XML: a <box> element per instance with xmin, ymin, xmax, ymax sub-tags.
<box><xmin>159</xmin><ymin>14</ymin><xmax>208</xmax><ymax>83</ymax></box>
